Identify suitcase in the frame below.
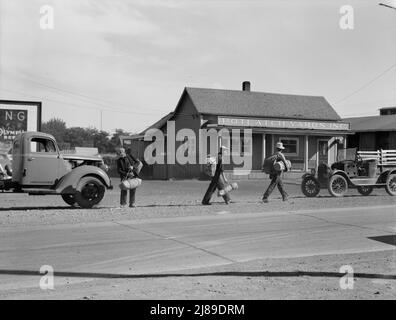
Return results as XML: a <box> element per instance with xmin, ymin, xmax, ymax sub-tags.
<box><xmin>119</xmin><ymin>177</ymin><xmax>142</xmax><ymax>190</ymax></box>
<box><xmin>274</xmin><ymin>160</ymin><xmax>291</xmax><ymax>172</ymax></box>
<box><xmin>218</xmin><ymin>182</ymin><xmax>238</xmax><ymax>197</ymax></box>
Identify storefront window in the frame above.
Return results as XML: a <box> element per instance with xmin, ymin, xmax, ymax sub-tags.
<box><xmin>279</xmin><ymin>137</ymin><xmax>299</xmax><ymax>156</ymax></box>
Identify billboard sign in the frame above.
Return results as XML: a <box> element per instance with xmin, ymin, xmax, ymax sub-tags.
<box><xmin>0</xmin><ymin>109</ymin><xmax>28</xmax><ymax>142</ymax></box>
<box><xmin>0</xmin><ymin>101</ymin><xmax>41</xmax><ymax>147</ymax></box>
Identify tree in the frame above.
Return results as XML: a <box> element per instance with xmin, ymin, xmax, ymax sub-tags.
<box><xmin>63</xmin><ymin>127</ymin><xmax>94</xmax><ymax>148</ymax></box>
<box><xmin>41</xmin><ymin>118</ymin><xmax>67</xmax><ymax>143</ymax></box>
<box><xmin>41</xmin><ymin>119</ymin><xmax>135</xmax><ymax>154</ymax></box>
<box><xmin>92</xmin><ymin>129</ymin><xmax>111</xmax><ymax>153</ymax></box>
<box><xmin>108</xmin><ymin>129</ymin><xmax>131</xmax><ymax>153</ymax></box>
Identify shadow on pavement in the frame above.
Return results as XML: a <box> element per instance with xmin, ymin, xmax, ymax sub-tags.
<box><xmin>0</xmin><ymin>269</ymin><xmax>395</xmax><ymax>280</ymax></box>
<box><xmin>0</xmin><ymin>206</ymin><xmax>78</xmax><ymax>212</ymax></box>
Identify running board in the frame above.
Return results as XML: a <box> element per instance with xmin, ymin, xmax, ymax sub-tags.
<box><xmin>27</xmin><ymin>189</ymin><xmax>59</xmax><ymax>195</ymax></box>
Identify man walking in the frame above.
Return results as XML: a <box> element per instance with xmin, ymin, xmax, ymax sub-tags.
<box><xmin>116</xmin><ymin>147</ymin><xmax>137</xmax><ymax>208</ymax></box>
<box><xmin>202</xmin><ymin>146</ymin><xmax>231</xmax><ymax>205</ymax></box>
<box><xmin>262</xmin><ymin>142</ymin><xmax>289</xmax><ymax>203</ymax></box>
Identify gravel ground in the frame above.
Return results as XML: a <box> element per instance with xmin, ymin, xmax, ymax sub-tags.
<box><xmin>0</xmin><ymin>179</ymin><xmax>395</xmax><ymax>227</ymax></box>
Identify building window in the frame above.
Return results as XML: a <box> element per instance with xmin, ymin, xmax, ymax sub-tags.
<box><xmin>279</xmin><ymin>137</ymin><xmax>299</xmax><ymax>156</ymax></box>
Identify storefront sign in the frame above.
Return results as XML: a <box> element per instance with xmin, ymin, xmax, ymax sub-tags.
<box><xmin>218</xmin><ymin>117</ymin><xmax>350</xmax><ymax>131</ymax></box>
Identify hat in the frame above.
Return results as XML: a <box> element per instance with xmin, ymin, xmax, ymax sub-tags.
<box><xmin>116</xmin><ymin>147</ymin><xmax>126</xmax><ymax>155</ymax></box>
<box><xmin>276</xmin><ymin>142</ymin><xmax>285</xmax><ymax>150</ymax></box>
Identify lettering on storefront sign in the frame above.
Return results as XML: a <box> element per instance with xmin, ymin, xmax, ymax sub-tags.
<box><xmin>218</xmin><ymin>117</ymin><xmax>350</xmax><ymax>131</ymax></box>
<box><xmin>0</xmin><ymin>109</ymin><xmax>28</xmax><ymax>142</ymax></box>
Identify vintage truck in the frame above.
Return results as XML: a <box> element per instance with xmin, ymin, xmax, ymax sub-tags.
<box><xmin>0</xmin><ymin>131</ymin><xmax>112</xmax><ymax>208</ymax></box>
<box><xmin>301</xmin><ymin>148</ymin><xmax>396</xmax><ymax>197</ymax></box>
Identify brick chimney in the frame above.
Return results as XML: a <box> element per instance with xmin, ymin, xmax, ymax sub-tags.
<box><xmin>242</xmin><ymin>81</ymin><xmax>251</xmax><ymax>92</ymax></box>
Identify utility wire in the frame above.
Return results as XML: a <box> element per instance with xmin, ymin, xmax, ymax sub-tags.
<box><xmin>334</xmin><ymin>62</ymin><xmax>396</xmax><ymax>105</ymax></box>
<box><xmin>0</xmin><ymin>87</ymin><xmax>159</xmax><ymax>116</ymax></box>
<box><xmin>2</xmin><ymin>72</ymin><xmax>165</xmax><ymax>113</ymax></box>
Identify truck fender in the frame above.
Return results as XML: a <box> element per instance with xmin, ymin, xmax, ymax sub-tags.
<box><xmin>301</xmin><ymin>173</ymin><xmax>314</xmax><ymax>180</ymax></box>
<box><xmin>55</xmin><ymin>165</ymin><xmax>111</xmax><ymax>194</ymax></box>
<box><xmin>378</xmin><ymin>169</ymin><xmax>396</xmax><ymax>184</ymax></box>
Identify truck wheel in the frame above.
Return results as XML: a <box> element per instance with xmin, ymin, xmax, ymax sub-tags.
<box><xmin>301</xmin><ymin>176</ymin><xmax>320</xmax><ymax>197</ymax></box>
<box><xmin>61</xmin><ymin>194</ymin><xmax>76</xmax><ymax>206</ymax></box>
<box><xmin>75</xmin><ymin>177</ymin><xmax>105</xmax><ymax>208</ymax></box>
<box><xmin>357</xmin><ymin>186</ymin><xmax>373</xmax><ymax>196</ymax></box>
<box><xmin>328</xmin><ymin>174</ymin><xmax>348</xmax><ymax>197</ymax></box>
<box><xmin>385</xmin><ymin>173</ymin><xmax>396</xmax><ymax>196</ymax></box>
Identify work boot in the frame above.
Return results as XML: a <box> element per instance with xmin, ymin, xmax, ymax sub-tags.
<box><xmin>262</xmin><ymin>198</ymin><xmax>269</xmax><ymax>203</ymax></box>
<box><xmin>282</xmin><ymin>195</ymin><xmax>289</xmax><ymax>202</ymax></box>
<box><xmin>129</xmin><ymin>203</ymin><xmax>136</xmax><ymax>208</ymax></box>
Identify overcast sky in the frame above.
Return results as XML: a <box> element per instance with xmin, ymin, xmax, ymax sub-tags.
<box><xmin>0</xmin><ymin>0</ymin><xmax>395</xmax><ymax>133</ymax></box>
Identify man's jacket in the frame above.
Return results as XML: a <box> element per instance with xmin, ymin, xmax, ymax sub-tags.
<box><xmin>117</xmin><ymin>156</ymin><xmax>133</xmax><ymax>180</ymax></box>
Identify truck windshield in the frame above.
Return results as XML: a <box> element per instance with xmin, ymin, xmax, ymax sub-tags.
<box><xmin>337</xmin><ymin>148</ymin><xmax>357</xmax><ymax>162</ymax></box>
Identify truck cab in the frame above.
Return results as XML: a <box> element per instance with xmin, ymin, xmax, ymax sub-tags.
<box><xmin>12</xmin><ymin>132</ymin><xmax>70</xmax><ymax>187</ymax></box>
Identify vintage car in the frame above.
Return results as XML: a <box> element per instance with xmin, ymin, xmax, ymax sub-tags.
<box><xmin>301</xmin><ymin>148</ymin><xmax>396</xmax><ymax>197</ymax></box>
<box><xmin>0</xmin><ymin>131</ymin><xmax>112</xmax><ymax>208</ymax></box>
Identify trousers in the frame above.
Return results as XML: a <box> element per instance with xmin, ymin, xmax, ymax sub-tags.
<box><xmin>202</xmin><ymin>174</ymin><xmax>231</xmax><ymax>204</ymax></box>
<box><xmin>263</xmin><ymin>173</ymin><xmax>288</xmax><ymax>199</ymax></box>
<box><xmin>120</xmin><ymin>188</ymin><xmax>136</xmax><ymax>206</ymax></box>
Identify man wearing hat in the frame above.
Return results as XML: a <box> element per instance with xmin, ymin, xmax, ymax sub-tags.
<box><xmin>116</xmin><ymin>147</ymin><xmax>137</xmax><ymax>208</ymax></box>
<box><xmin>262</xmin><ymin>142</ymin><xmax>289</xmax><ymax>203</ymax></box>
<box><xmin>202</xmin><ymin>145</ymin><xmax>231</xmax><ymax>205</ymax></box>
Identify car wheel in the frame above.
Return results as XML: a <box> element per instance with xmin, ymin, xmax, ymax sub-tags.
<box><xmin>357</xmin><ymin>186</ymin><xmax>373</xmax><ymax>196</ymax></box>
<box><xmin>301</xmin><ymin>176</ymin><xmax>320</xmax><ymax>197</ymax></box>
<box><xmin>75</xmin><ymin>176</ymin><xmax>105</xmax><ymax>208</ymax></box>
<box><xmin>61</xmin><ymin>194</ymin><xmax>76</xmax><ymax>206</ymax></box>
<box><xmin>385</xmin><ymin>173</ymin><xmax>396</xmax><ymax>196</ymax></box>
<box><xmin>328</xmin><ymin>174</ymin><xmax>348</xmax><ymax>197</ymax></box>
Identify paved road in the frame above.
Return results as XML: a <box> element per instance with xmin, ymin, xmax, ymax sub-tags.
<box><xmin>0</xmin><ymin>203</ymin><xmax>395</xmax><ymax>295</ymax></box>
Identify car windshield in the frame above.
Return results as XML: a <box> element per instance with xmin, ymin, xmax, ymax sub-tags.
<box><xmin>337</xmin><ymin>148</ymin><xmax>357</xmax><ymax>162</ymax></box>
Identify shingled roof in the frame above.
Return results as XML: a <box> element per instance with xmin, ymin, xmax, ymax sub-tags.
<box><xmin>344</xmin><ymin>114</ymin><xmax>396</xmax><ymax>132</ymax></box>
<box><xmin>185</xmin><ymin>87</ymin><xmax>341</xmax><ymax>121</ymax></box>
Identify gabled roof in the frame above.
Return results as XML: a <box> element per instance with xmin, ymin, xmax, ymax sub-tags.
<box><xmin>344</xmin><ymin>114</ymin><xmax>396</xmax><ymax>132</ymax></box>
<box><xmin>185</xmin><ymin>87</ymin><xmax>341</xmax><ymax>121</ymax></box>
<box><xmin>141</xmin><ymin>112</ymin><xmax>174</xmax><ymax>134</ymax></box>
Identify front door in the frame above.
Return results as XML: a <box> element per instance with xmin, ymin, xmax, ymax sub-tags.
<box><xmin>317</xmin><ymin>140</ymin><xmax>329</xmax><ymax>167</ymax></box>
<box><xmin>23</xmin><ymin>137</ymin><xmax>60</xmax><ymax>186</ymax></box>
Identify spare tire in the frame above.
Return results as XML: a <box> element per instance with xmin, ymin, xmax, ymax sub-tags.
<box><xmin>75</xmin><ymin>176</ymin><xmax>105</xmax><ymax>208</ymax></box>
